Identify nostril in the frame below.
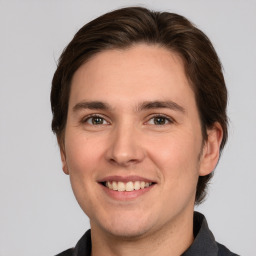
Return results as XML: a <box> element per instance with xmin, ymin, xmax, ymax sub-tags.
<box><xmin>108</xmin><ymin>157</ymin><xmax>141</xmax><ymax>167</ymax></box>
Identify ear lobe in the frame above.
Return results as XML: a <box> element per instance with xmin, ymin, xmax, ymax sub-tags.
<box><xmin>199</xmin><ymin>122</ymin><xmax>223</xmax><ymax>176</ymax></box>
<box><xmin>60</xmin><ymin>147</ymin><xmax>69</xmax><ymax>175</ymax></box>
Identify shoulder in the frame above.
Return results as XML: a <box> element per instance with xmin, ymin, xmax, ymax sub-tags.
<box><xmin>191</xmin><ymin>212</ymin><xmax>239</xmax><ymax>256</ymax></box>
<box><xmin>55</xmin><ymin>229</ymin><xmax>91</xmax><ymax>256</ymax></box>
<box><xmin>55</xmin><ymin>248</ymin><xmax>74</xmax><ymax>256</ymax></box>
<box><xmin>217</xmin><ymin>242</ymin><xmax>240</xmax><ymax>256</ymax></box>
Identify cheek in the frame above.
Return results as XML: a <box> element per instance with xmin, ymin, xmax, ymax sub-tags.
<box><xmin>64</xmin><ymin>134</ymin><xmax>105</xmax><ymax>185</ymax></box>
<box><xmin>64</xmin><ymin>135</ymin><xmax>104</xmax><ymax>211</ymax></box>
<box><xmin>66</xmin><ymin>132</ymin><xmax>100</xmax><ymax>165</ymax></box>
<box><xmin>147</xmin><ymin>131</ymin><xmax>202</xmax><ymax>179</ymax></box>
<box><xmin>145</xmin><ymin>133</ymin><xmax>201</xmax><ymax>214</ymax></box>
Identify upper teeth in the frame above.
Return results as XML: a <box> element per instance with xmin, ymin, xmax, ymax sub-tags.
<box><xmin>106</xmin><ymin>181</ymin><xmax>152</xmax><ymax>192</ymax></box>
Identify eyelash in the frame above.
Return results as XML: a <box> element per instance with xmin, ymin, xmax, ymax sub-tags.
<box><xmin>81</xmin><ymin>114</ymin><xmax>110</xmax><ymax>125</ymax></box>
<box><xmin>146</xmin><ymin>114</ymin><xmax>174</xmax><ymax>126</ymax></box>
<box><xmin>81</xmin><ymin>114</ymin><xmax>174</xmax><ymax>126</ymax></box>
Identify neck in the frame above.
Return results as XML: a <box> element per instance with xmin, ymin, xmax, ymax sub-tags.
<box><xmin>90</xmin><ymin>210</ymin><xmax>194</xmax><ymax>256</ymax></box>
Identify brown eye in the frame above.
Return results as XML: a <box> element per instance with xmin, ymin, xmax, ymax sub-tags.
<box><xmin>147</xmin><ymin>115</ymin><xmax>173</xmax><ymax>125</ymax></box>
<box><xmin>91</xmin><ymin>117</ymin><xmax>104</xmax><ymax>125</ymax></box>
<box><xmin>153</xmin><ymin>117</ymin><xmax>167</xmax><ymax>125</ymax></box>
<box><xmin>84</xmin><ymin>115</ymin><xmax>108</xmax><ymax>125</ymax></box>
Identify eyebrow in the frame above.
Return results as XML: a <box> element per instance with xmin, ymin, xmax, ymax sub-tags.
<box><xmin>72</xmin><ymin>101</ymin><xmax>111</xmax><ymax>112</ymax></box>
<box><xmin>137</xmin><ymin>101</ymin><xmax>186</xmax><ymax>113</ymax></box>
<box><xmin>72</xmin><ymin>100</ymin><xmax>185</xmax><ymax>113</ymax></box>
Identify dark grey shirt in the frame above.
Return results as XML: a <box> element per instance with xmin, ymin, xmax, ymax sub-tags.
<box><xmin>56</xmin><ymin>212</ymin><xmax>239</xmax><ymax>256</ymax></box>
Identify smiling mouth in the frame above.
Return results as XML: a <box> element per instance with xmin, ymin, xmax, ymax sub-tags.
<box><xmin>101</xmin><ymin>181</ymin><xmax>154</xmax><ymax>192</ymax></box>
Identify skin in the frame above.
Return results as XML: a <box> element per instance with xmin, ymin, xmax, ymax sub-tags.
<box><xmin>60</xmin><ymin>44</ymin><xmax>223</xmax><ymax>256</ymax></box>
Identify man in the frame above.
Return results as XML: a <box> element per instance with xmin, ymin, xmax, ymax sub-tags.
<box><xmin>51</xmin><ymin>7</ymin><xmax>238</xmax><ymax>256</ymax></box>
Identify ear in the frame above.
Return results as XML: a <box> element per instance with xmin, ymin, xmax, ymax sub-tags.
<box><xmin>199</xmin><ymin>122</ymin><xmax>223</xmax><ymax>176</ymax></box>
<box><xmin>59</xmin><ymin>143</ymin><xmax>69</xmax><ymax>175</ymax></box>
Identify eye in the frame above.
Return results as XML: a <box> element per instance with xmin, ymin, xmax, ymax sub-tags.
<box><xmin>147</xmin><ymin>115</ymin><xmax>173</xmax><ymax>125</ymax></box>
<box><xmin>83</xmin><ymin>115</ymin><xmax>109</xmax><ymax>125</ymax></box>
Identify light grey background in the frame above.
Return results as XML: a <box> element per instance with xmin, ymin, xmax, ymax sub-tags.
<box><xmin>0</xmin><ymin>1</ymin><xmax>255</xmax><ymax>255</ymax></box>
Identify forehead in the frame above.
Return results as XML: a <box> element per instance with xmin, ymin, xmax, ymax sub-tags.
<box><xmin>69</xmin><ymin>44</ymin><xmax>196</xmax><ymax>111</ymax></box>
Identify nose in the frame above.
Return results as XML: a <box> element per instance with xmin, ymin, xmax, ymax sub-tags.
<box><xmin>105</xmin><ymin>123</ymin><xmax>145</xmax><ymax>167</ymax></box>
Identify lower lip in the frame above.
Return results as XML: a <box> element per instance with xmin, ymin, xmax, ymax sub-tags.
<box><xmin>100</xmin><ymin>184</ymin><xmax>155</xmax><ymax>201</ymax></box>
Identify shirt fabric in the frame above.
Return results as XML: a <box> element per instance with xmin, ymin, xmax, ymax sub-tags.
<box><xmin>55</xmin><ymin>212</ymin><xmax>239</xmax><ymax>256</ymax></box>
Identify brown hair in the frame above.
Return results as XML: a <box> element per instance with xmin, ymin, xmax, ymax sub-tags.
<box><xmin>51</xmin><ymin>6</ymin><xmax>228</xmax><ymax>204</ymax></box>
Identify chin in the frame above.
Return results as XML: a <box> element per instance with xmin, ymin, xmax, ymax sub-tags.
<box><xmin>104</xmin><ymin>224</ymin><xmax>152</xmax><ymax>239</ymax></box>
<box><xmin>92</xmin><ymin>213</ymin><xmax>155</xmax><ymax>239</ymax></box>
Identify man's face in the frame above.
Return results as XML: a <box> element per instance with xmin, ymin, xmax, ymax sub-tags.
<box><xmin>61</xmin><ymin>44</ymin><xmax>219</xmax><ymax>238</ymax></box>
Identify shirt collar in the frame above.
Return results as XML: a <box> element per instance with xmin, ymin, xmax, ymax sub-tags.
<box><xmin>182</xmin><ymin>211</ymin><xmax>218</xmax><ymax>256</ymax></box>
<box><xmin>74</xmin><ymin>212</ymin><xmax>218</xmax><ymax>256</ymax></box>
